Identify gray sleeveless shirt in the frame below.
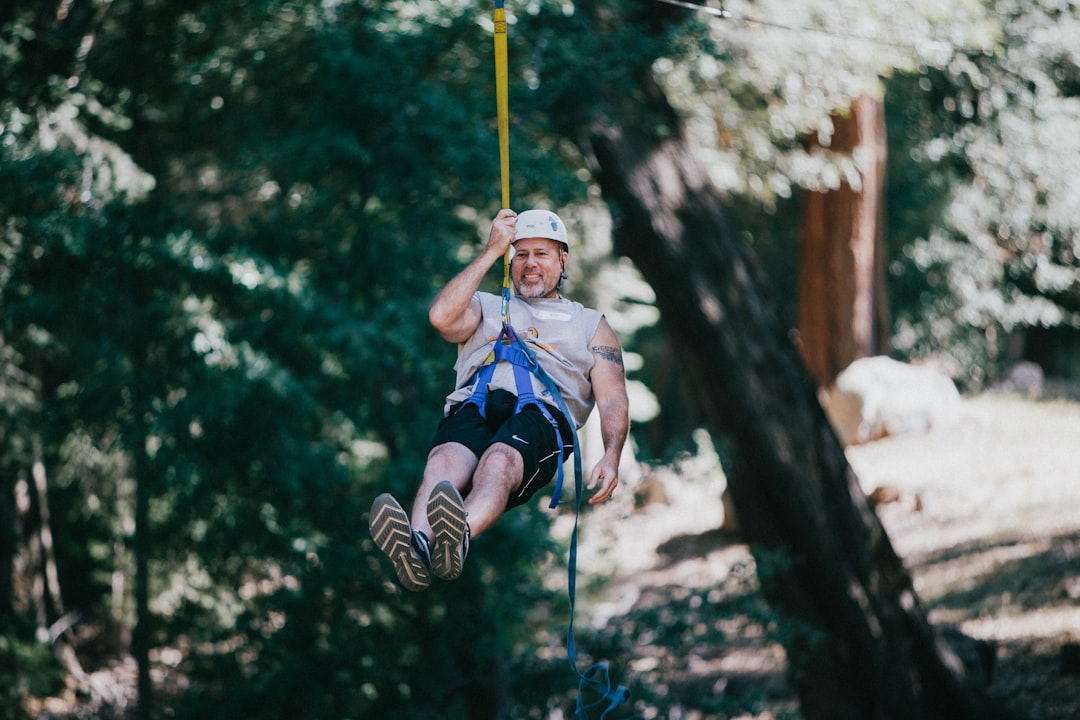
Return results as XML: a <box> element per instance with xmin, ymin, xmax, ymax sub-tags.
<box><xmin>444</xmin><ymin>292</ymin><xmax>604</xmax><ymax>428</ymax></box>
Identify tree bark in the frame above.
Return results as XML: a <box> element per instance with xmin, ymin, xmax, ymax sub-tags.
<box><xmin>132</xmin><ymin>427</ymin><xmax>152</xmax><ymax>720</ymax></box>
<box><xmin>31</xmin><ymin>435</ymin><xmax>65</xmax><ymax>621</ymax></box>
<box><xmin>577</xmin><ymin>85</ymin><xmax>1017</xmax><ymax>720</ymax></box>
<box><xmin>797</xmin><ymin>95</ymin><xmax>891</xmax><ymax>387</ymax></box>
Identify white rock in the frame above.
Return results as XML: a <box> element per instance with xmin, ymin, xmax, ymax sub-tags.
<box><xmin>822</xmin><ymin>356</ymin><xmax>961</xmax><ymax>446</ymax></box>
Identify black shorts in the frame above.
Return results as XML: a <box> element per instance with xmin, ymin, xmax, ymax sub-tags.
<box><xmin>431</xmin><ymin>388</ymin><xmax>575</xmax><ymax>509</ymax></box>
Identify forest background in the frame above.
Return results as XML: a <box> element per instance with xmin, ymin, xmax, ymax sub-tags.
<box><xmin>2</xmin><ymin>0</ymin><xmax>1079</xmax><ymax>719</ymax></box>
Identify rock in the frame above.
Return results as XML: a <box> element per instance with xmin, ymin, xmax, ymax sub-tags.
<box><xmin>822</xmin><ymin>356</ymin><xmax>961</xmax><ymax>446</ymax></box>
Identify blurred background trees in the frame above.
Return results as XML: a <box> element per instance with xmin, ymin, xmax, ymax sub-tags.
<box><xmin>1</xmin><ymin>0</ymin><xmax>1078</xmax><ymax>718</ymax></box>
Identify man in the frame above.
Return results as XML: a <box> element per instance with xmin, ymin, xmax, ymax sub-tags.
<box><xmin>369</xmin><ymin>208</ymin><xmax>630</xmax><ymax>591</ymax></box>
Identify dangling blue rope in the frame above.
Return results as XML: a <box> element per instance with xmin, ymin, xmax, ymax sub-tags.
<box><xmin>491</xmin><ymin>2</ymin><xmax>634</xmax><ymax>714</ymax></box>
<box><xmin>500</xmin><ymin>317</ymin><xmax>633</xmax><ymax>718</ymax></box>
<box><xmin>576</xmin><ymin>662</ymin><xmax>632</xmax><ymax>719</ymax></box>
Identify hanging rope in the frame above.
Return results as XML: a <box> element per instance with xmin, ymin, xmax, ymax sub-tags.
<box><xmin>493</xmin><ymin>0</ymin><xmax>513</xmax><ymax>324</ymax></box>
<box><xmin>490</xmin><ymin>4</ymin><xmax>634</xmax><ymax>717</ymax></box>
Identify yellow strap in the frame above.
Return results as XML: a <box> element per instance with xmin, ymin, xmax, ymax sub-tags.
<box><xmin>494</xmin><ymin>4</ymin><xmax>512</xmax><ymax>321</ymax></box>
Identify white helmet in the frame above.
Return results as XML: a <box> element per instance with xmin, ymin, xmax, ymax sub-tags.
<box><xmin>514</xmin><ymin>209</ymin><xmax>569</xmax><ymax>249</ymax></box>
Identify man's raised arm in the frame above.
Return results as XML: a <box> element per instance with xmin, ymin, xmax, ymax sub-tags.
<box><xmin>429</xmin><ymin>209</ymin><xmax>517</xmax><ymax>344</ymax></box>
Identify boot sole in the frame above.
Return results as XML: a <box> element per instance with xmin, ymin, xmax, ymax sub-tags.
<box><xmin>369</xmin><ymin>494</ymin><xmax>431</xmax><ymax>591</ymax></box>
<box><xmin>428</xmin><ymin>481</ymin><xmax>468</xmax><ymax>581</ymax></box>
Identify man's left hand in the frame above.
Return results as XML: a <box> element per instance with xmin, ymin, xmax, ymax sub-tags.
<box><xmin>586</xmin><ymin>460</ymin><xmax>619</xmax><ymax>504</ymax></box>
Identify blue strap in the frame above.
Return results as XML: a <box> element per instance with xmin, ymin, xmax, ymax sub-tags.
<box><xmin>499</xmin><ymin>326</ymin><xmax>633</xmax><ymax>718</ymax></box>
<box><xmin>576</xmin><ymin>662</ymin><xmax>632</xmax><ymax>719</ymax></box>
<box><xmin>463</xmin><ymin>317</ymin><xmax>633</xmax><ymax>718</ymax></box>
<box><xmin>562</xmin><ymin>436</ymin><xmax>632</xmax><ymax>719</ymax></box>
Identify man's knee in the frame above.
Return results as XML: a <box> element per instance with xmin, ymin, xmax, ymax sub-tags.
<box><xmin>429</xmin><ymin>442</ymin><xmax>462</xmax><ymax>461</ymax></box>
<box><xmin>427</xmin><ymin>442</ymin><xmax>478</xmax><ymax>476</ymax></box>
<box><xmin>477</xmin><ymin>443</ymin><xmax>523</xmax><ymax>488</ymax></box>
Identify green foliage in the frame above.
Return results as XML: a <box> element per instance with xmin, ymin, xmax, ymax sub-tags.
<box><xmin>0</xmin><ymin>623</ymin><xmax>62</xmax><ymax>718</ymax></box>
<box><xmin>655</xmin><ymin>0</ymin><xmax>994</xmax><ymax>203</ymax></box>
<box><xmin>2</xmin><ymin>1</ymin><xmax>581</xmax><ymax>717</ymax></box>
<box><xmin>3</xmin><ymin>0</ymin><xmax>1080</xmax><ymax>717</ymax></box>
<box><xmin>636</xmin><ymin>0</ymin><xmax>1080</xmax><ymax>387</ymax></box>
<box><xmin>886</xmin><ymin>0</ymin><xmax>1080</xmax><ymax>385</ymax></box>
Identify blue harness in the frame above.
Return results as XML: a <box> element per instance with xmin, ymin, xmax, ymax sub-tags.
<box><xmin>461</xmin><ymin>318</ymin><xmax>633</xmax><ymax>718</ymax></box>
<box><xmin>460</xmin><ymin>325</ymin><xmax>569</xmax><ymax>508</ymax></box>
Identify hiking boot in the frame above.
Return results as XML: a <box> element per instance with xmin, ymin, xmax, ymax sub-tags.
<box><xmin>427</xmin><ymin>481</ymin><xmax>470</xmax><ymax>581</ymax></box>
<box><xmin>369</xmin><ymin>493</ymin><xmax>432</xmax><ymax>591</ymax></box>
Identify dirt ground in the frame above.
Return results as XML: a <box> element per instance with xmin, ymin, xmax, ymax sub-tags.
<box><xmin>570</xmin><ymin>391</ymin><xmax>1080</xmax><ymax>719</ymax></box>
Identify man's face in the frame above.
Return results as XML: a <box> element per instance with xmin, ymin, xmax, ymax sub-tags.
<box><xmin>511</xmin><ymin>237</ymin><xmax>567</xmax><ymax>299</ymax></box>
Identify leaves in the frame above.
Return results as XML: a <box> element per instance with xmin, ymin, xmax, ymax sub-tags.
<box><xmin>2</xmin><ymin>0</ymin><xmax>1079</xmax><ymax>716</ymax></box>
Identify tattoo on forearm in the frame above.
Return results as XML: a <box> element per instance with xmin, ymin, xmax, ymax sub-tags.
<box><xmin>591</xmin><ymin>344</ymin><xmax>623</xmax><ymax>368</ymax></box>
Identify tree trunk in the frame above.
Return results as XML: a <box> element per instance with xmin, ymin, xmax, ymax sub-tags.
<box><xmin>132</xmin><ymin>427</ymin><xmax>152</xmax><ymax>720</ymax></box>
<box><xmin>797</xmin><ymin>95</ymin><xmax>891</xmax><ymax>387</ymax></box>
<box><xmin>0</xmin><ymin>455</ymin><xmax>14</xmax><ymax>623</ymax></box>
<box><xmin>577</xmin><ymin>84</ymin><xmax>1017</xmax><ymax>720</ymax></box>
<box><xmin>31</xmin><ymin>435</ymin><xmax>65</xmax><ymax>621</ymax></box>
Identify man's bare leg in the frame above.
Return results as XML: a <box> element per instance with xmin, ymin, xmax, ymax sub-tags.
<box><xmin>411</xmin><ymin>442</ymin><xmax>477</xmax><ymax>540</ymax></box>
<box><xmin>459</xmin><ymin>443</ymin><xmax>524</xmax><ymax>537</ymax></box>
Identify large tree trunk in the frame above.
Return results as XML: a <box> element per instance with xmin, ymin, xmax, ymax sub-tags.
<box><xmin>797</xmin><ymin>95</ymin><xmax>892</xmax><ymax>386</ymax></box>
<box><xmin>577</xmin><ymin>83</ymin><xmax>1016</xmax><ymax>720</ymax></box>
